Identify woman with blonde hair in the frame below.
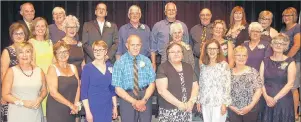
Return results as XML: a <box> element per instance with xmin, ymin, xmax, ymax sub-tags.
<box><xmin>258</xmin><ymin>10</ymin><xmax>279</xmax><ymax>42</ymax></box>
<box><xmin>28</xmin><ymin>17</ymin><xmax>54</xmax><ymax>117</ymax></box>
<box><xmin>280</xmin><ymin>7</ymin><xmax>300</xmax><ymax>120</ymax></box>
<box><xmin>2</xmin><ymin>42</ymin><xmax>47</xmax><ymax>122</ymax></box>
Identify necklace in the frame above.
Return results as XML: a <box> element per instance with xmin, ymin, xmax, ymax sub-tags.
<box><xmin>19</xmin><ymin>65</ymin><xmax>33</xmax><ymax>77</ymax></box>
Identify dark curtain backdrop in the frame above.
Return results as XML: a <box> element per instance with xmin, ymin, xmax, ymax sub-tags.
<box><xmin>1</xmin><ymin>1</ymin><xmax>300</xmax><ymax>51</ymax></box>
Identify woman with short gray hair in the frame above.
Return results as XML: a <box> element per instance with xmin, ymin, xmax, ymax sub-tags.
<box><xmin>242</xmin><ymin>22</ymin><xmax>272</xmax><ymax>71</ymax></box>
<box><xmin>161</xmin><ymin>22</ymin><xmax>194</xmax><ymax>68</ymax></box>
<box><xmin>49</xmin><ymin>7</ymin><xmax>66</xmax><ymax>43</ymax></box>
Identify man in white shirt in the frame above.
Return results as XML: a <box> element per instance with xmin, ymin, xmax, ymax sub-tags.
<box><xmin>82</xmin><ymin>2</ymin><xmax>119</xmax><ymax>64</ymax></box>
<box><xmin>19</xmin><ymin>2</ymin><xmax>35</xmax><ymax>33</ymax></box>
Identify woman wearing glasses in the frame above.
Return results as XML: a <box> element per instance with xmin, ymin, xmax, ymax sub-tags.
<box><xmin>81</xmin><ymin>40</ymin><xmax>118</xmax><ymax>122</ymax></box>
<box><xmin>229</xmin><ymin>45</ymin><xmax>263</xmax><ymax>122</ymax></box>
<box><xmin>258</xmin><ymin>34</ymin><xmax>296</xmax><ymax>122</ymax></box>
<box><xmin>46</xmin><ymin>41</ymin><xmax>80</xmax><ymax>122</ymax></box>
<box><xmin>280</xmin><ymin>7</ymin><xmax>301</xmax><ymax>121</ymax></box>
<box><xmin>1</xmin><ymin>22</ymin><xmax>29</xmax><ymax>122</ymax></box>
<box><xmin>258</xmin><ymin>10</ymin><xmax>279</xmax><ymax>42</ymax></box>
<box><xmin>242</xmin><ymin>22</ymin><xmax>273</xmax><ymax>71</ymax></box>
<box><xmin>197</xmin><ymin>39</ymin><xmax>231</xmax><ymax>122</ymax></box>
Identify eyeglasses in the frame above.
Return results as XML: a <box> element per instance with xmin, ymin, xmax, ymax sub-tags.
<box><xmin>66</xmin><ymin>26</ymin><xmax>77</xmax><ymax>29</ymax></box>
<box><xmin>251</xmin><ymin>30</ymin><xmax>261</xmax><ymax>33</ymax></box>
<box><xmin>260</xmin><ymin>18</ymin><xmax>271</xmax><ymax>21</ymax></box>
<box><xmin>234</xmin><ymin>54</ymin><xmax>247</xmax><ymax>58</ymax></box>
<box><xmin>53</xmin><ymin>12</ymin><xmax>64</xmax><ymax>16</ymax></box>
<box><xmin>56</xmin><ymin>50</ymin><xmax>69</xmax><ymax>55</ymax></box>
<box><xmin>283</xmin><ymin>14</ymin><xmax>294</xmax><ymax>17</ymax></box>
<box><xmin>168</xmin><ymin>51</ymin><xmax>182</xmax><ymax>54</ymax></box>
<box><xmin>13</xmin><ymin>32</ymin><xmax>25</xmax><ymax>36</ymax></box>
<box><xmin>207</xmin><ymin>48</ymin><xmax>219</xmax><ymax>51</ymax></box>
<box><xmin>166</xmin><ymin>9</ymin><xmax>176</xmax><ymax>12</ymax></box>
<box><xmin>272</xmin><ymin>42</ymin><xmax>287</xmax><ymax>46</ymax></box>
<box><xmin>96</xmin><ymin>8</ymin><xmax>106</xmax><ymax>11</ymax></box>
<box><xmin>94</xmin><ymin>49</ymin><xmax>106</xmax><ymax>53</ymax></box>
<box><xmin>200</xmin><ymin>14</ymin><xmax>211</xmax><ymax>17</ymax></box>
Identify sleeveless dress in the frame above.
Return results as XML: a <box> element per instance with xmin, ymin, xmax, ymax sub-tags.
<box><xmin>67</xmin><ymin>42</ymin><xmax>84</xmax><ymax>78</ymax></box>
<box><xmin>258</xmin><ymin>57</ymin><xmax>295</xmax><ymax>122</ymax></box>
<box><xmin>1</xmin><ymin>47</ymin><xmax>18</xmax><ymax>122</ymax></box>
<box><xmin>30</xmin><ymin>39</ymin><xmax>54</xmax><ymax>116</ymax></box>
<box><xmin>46</xmin><ymin>64</ymin><xmax>78</xmax><ymax>122</ymax></box>
<box><xmin>8</xmin><ymin>67</ymin><xmax>43</xmax><ymax>122</ymax></box>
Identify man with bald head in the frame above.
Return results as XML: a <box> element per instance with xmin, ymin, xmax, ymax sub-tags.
<box><xmin>150</xmin><ymin>2</ymin><xmax>190</xmax><ymax>70</ymax></box>
<box><xmin>117</xmin><ymin>5</ymin><xmax>151</xmax><ymax>60</ymax></box>
<box><xmin>19</xmin><ymin>2</ymin><xmax>35</xmax><ymax>33</ymax></box>
<box><xmin>112</xmin><ymin>35</ymin><xmax>155</xmax><ymax>122</ymax></box>
<box><xmin>190</xmin><ymin>8</ymin><xmax>213</xmax><ymax>80</ymax></box>
<box><xmin>82</xmin><ymin>2</ymin><xmax>119</xmax><ymax>64</ymax></box>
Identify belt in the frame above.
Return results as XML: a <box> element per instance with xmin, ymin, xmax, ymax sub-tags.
<box><xmin>125</xmin><ymin>85</ymin><xmax>149</xmax><ymax>92</ymax></box>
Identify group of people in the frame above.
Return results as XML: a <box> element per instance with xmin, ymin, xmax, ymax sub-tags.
<box><xmin>0</xmin><ymin>1</ymin><xmax>300</xmax><ymax>122</ymax></box>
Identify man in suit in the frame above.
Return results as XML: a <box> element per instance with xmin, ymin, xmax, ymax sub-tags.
<box><xmin>19</xmin><ymin>2</ymin><xmax>35</xmax><ymax>34</ymax></box>
<box><xmin>82</xmin><ymin>2</ymin><xmax>119</xmax><ymax>64</ymax></box>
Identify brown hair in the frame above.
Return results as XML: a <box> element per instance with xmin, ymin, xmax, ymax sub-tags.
<box><xmin>30</xmin><ymin>17</ymin><xmax>50</xmax><ymax>40</ymax></box>
<box><xmin>229</xmin><ymin>6</ymin><xmax>247</xmax><ymax>28</ymax></box>
<box><xmin>201</xmin><ymin>39</ymin><xmax>225</xmax><ymax>65</ymax></box>
<box><xmin>92</xmin><ymin>40</ymin><xmax>108</xmax><ymax>50</ymax></box>
<box><xmin>282</xmin><ymin>7</ymin><xmax>298</xmax><ymax>23</ymax></box>
<box><xmin>166</xmin><ymin>42</ymin><xmax>184</xmax><ymax>59</ymax></box>
<box><xmin>53</xmin><ymin>41</ymin><xmax>70</xmax><ymax>56</ymax></box>
<box><xmin>9</xmin><ymin>22</ymin><xmax>29</xmax><ymax>43</ymax></box>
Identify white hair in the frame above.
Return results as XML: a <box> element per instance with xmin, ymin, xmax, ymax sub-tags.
<box><xmin>62</xmin><ymin>15</ymin><xmax>80</xmax><ymax>32</ymax></box>
<box><xmin>164</xmin><ymin>2</ymin><xmax>177</xmax><ymax>11</ymax></box>
<box><xmin>127</xmin><ymin>5</ymin><xmax>141</xmax><ymax>18</ymax></box>
<box><xmin>52</xmin><ymin>7</ymin><xmax>66</xmax><ymax>15</ymax></box>
<box><xmin>170</xmin><ymin>22</ymin><xmax>183</xmax><ymax>35</ymax></box>
<box><xmin>248</xmin><ymin>22</ymin><xmax>264</xmax><ymax>32</ymax></box>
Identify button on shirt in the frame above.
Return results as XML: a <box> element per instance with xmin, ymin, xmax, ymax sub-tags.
<box><xmin>112</xmin><ymin>52</ymin><xmax>156</xmax><ymax>90</ymax></box>
<box><xmin>117</xmin><ymin>23</ymin><xmax>151</xmax><ymax>57</ymax></box>
<box><xmin>151</xmin><ymin>19</ymin><xmax>190</xmax><ymax>55</ymax></box>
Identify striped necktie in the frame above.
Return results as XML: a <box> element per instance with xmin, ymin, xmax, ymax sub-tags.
<box><xmin>133</xmin><ymin>57</ymin><xmax>139</xmax><ymax>97</ymax></box>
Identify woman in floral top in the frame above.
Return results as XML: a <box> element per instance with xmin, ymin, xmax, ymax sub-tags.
<box><xmin>197</xmin><ymin>39</ymin><xmax>231</xmax><ymax>122</ymax></box>
<box><xmin>229</xmin><ymin>45</ymin><xmax>263</xmax><ymax>122</ymax></box>
<box><xmin>211</xmin><ymin>20</ymin><xmax>234</xmax><ymax>68</ymax></box>
<box><xmin>242</xmin><ymin>22</ymin><xmax>273</xmax><ymax>71</ymax></box>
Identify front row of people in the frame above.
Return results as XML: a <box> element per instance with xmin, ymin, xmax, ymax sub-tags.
<box><xmin>1</xmin><ymin>33</ymin><xmax>296</xmax><ymax>122</ymax></box>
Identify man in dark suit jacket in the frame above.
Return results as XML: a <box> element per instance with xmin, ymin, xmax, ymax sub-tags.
<box><xmin>82</xmin><ymin>2</ymin><xmax>119</xmax><ymax>64</ymax></box>
<box><xmin>18</xmin><ymin>2</ymin><xmax>35</xmax><ymax>35</ymax></box>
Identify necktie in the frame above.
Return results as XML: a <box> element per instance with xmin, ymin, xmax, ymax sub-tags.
<box><xmin>200</xmin><ymin>26</ymin><xmax>207</xmax><ymax>42</ymax></box>
<box><xmin>28</xmin><ymin>23</ymin><xmax>32</xmax><ymax>32</ymax></box>
<box><xmin>133</xmin><ymin>57</ymin><xmax>139</xmax><ymax>97</ymax></box>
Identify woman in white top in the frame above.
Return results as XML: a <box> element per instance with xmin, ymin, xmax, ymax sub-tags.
<box><xmin>197</xmin><ymin>39</ymin><xmax>231</xmax><ymax>122</ymax></box>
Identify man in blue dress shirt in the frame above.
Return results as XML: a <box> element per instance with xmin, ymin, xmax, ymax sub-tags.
<box><xmin>112</xmin><ymin>35</ymin><xmax>156</xmax><ymax>122</ymax></box>
<box><xmin>116</xmin><ymin>5</ymin><xmax>152</xmax><ymax>60</ymax></box>
<box><xmin>150</xmin><ymin>2</ymin><xmax>190</xmax><ymax>71</ymax></box>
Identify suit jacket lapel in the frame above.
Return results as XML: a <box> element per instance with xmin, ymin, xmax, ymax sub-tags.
<box><xmin>93</xmin><ymin>20</ymin><xmax>102</xmax><ymax>36</ymax></box>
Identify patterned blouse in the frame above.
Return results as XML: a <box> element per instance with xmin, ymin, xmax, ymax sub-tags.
<box><xmin>230</xmin><ymin>67</ymin><xmax>263</xmax><ymax>109</ymax></box>
<box><xmin>198</xmin><ymin>61</ymin><xmax>231</xmax><ymax>106</ymax></box>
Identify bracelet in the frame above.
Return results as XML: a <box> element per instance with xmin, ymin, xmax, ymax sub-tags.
<box><xmin>75</xmin><ymin>102</ymin><xmax>82</xmax><ymax>111</ymax></box>
<box><xmin>14</xmin><ymin>100</ymin><xmax>24</xmax><ymax>107</ymax></box>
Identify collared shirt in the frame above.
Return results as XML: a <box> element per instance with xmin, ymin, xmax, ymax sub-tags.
<box><xmin>112</xmin><ymin>52</ymin><xmax>155</xmax><ymax>90</ymax></box>
<box><xmin>151</xmin><ymin>19</ymin><xmax>190</xmax><ymax>55</ymax></box>
<box><xmin>190</xmin><ymin>23</ymin><xmax>213</xmax><ymax>57</ymax></box>
<box><xmin>97</xmin><ymin>20</ymin><xmax>105</xmax><ymax>34</ymax></box>
<box><xmin>117</xmin><ymin>23</ymin><xmax>151</xmax><ymax>57</ymax></box>
<box><xmin>24</xmin><ymin>19</ymin><xmax>32</xmax><ymax>31</ymax></box>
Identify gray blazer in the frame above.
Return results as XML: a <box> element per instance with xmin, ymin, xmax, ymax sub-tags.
<box><xmin>82</xmin><ymin>20</ymin><xmax>119</xmax><ymax>63</ymax></box>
